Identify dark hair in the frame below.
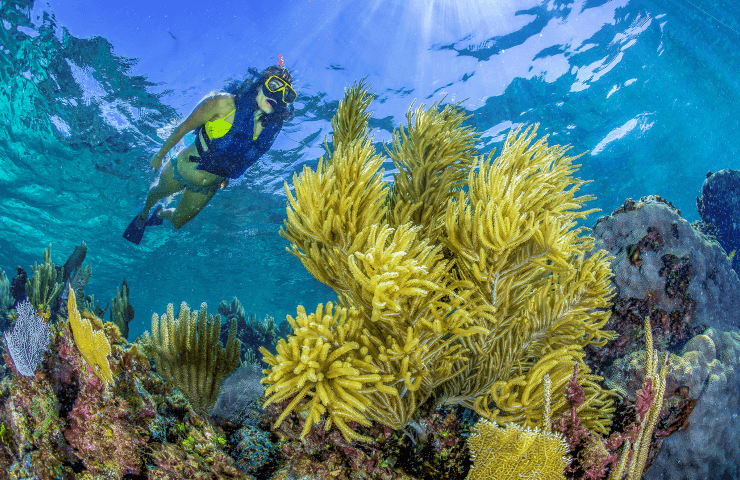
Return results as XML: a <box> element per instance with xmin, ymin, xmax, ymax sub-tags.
<box><xmin>224</xmin><ymin>65</ymin><xmax>295</xmax><ymax>123</ymax></box>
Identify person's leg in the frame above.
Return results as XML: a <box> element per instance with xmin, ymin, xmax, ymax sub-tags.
<box><xmin>139</xmin><ymin>161</ymin><xmax>184</xmax><ymax>220</ymax></box>
<box><xmin>158</xmin><ymin>188</ymin><xmax>218</xmax><ymax>229</ymax></box>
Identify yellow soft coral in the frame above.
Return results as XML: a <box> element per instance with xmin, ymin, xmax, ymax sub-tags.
<box><xmin>385</xmin><ymin>100</ymin><xmax>479</xmax><ymax>245</ymax></box>
<box><xmin>467</xmin><ymin>419</ymin><xmax>569</xmax><ymax>480</ymax></box>
<box><xmin>270</xmin><ymin>80</ymin><xmax>617</xmax><ymax>442</ymax></box>
<box><xmin>440</xmin><ymin>128</ymin><xmax>615</xmax><ymax>430</ymax></box>
<box><xmin>261</xmin><ymin>302</ymin><xmax>389</xmax><ymax>442</ymax></box>
<box><xmin>150</xmin><ymin>302</ymin><xmax>240</xmax><ymax>413</ymax></box>
<box><xmin>67</xmin><ymin>286</ymin><xmax>114</xmax><ymax>386</ymax></box>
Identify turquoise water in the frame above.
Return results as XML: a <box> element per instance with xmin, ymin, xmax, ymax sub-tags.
<box><xmin>1</xmin><ymin>0</ymin><xmax>738</xmax><ymax>341</ymax></box>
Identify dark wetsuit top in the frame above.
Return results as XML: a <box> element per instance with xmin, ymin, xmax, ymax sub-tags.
<box><xmin>194</xmin><ymin>95</ymin><xmax>282</xmax><ymax>179</ymax></box>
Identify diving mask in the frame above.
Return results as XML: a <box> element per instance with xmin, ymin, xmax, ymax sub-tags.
<box><xmin>263</xmin><ymin>75</ymin><xmax>297</xmax><ymax>104</ymax></box>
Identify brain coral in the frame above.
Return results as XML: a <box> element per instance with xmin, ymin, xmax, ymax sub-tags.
<box><xmin>592</xmin><ymin>196</ymin><xmax>740</xmax><ymax>331</ymax></box>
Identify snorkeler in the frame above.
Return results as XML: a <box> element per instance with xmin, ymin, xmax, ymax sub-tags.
<box><xmin>123</xmin><ymin>61</ymin><xmax>296</xmax><ymax>244</ymax></box>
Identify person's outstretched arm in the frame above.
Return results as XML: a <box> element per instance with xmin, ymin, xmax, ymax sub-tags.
<box><xmin>149</xmin><ymin>93</ymin><xmax>233</xmax><ymax>169</ymax></box>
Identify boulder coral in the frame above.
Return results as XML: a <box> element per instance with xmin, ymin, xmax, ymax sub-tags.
<box><xmin>593</xmin><ymin>196</ymin><xmax>740</xmax><ymax>335</ymax></box>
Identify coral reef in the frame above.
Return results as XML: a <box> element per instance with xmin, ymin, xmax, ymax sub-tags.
<box><xmin>265</xmin><ymin>80</ymin><xmax>616</xmax><ymax>451</ymax></box>
<box><xmin>696</xmin><ymin>169</ymin><xmax>740</xmax><ymax>274</ymax></box>
<box><xmin>10</xmin><ymin>244</ymin><xmax>92</xmax><ymax>321</ymax></box>
<box><xmin>592</xmin><ymin>195</ymin><xmax>740</xmax><ymax>479</ymax></box>
<box><xmin>609</xmin><ymin>326</ymin><xmax>740</xmax><ymax>480</ymax></box>
<box><xmin>0</xmin><ymin>291</ymin><xmax>252</xmax><ymax>479</ymax></box>
<box><xmin>261</xmin><ymin>394</ymin><xmax>474</xmax><ymax>479</ymax></box>
<box><xmin>229</xmin><ymin>425</ymin><xmax>281</xmax><ymax>477</ymax></box>
<box><xmin>148</xmin><ymin>301</ymin><xmax>241</xmax><ymax>414</ymax></box>
<box><xmin>7</xmin><ymin>79</ymin><xmax>736</xmax><ymax>478</ymax></box>
<box><xmin>589</xmin><ymin>196</ymin><xmax>740</xmax><ymax>370</ymax></box>
<box><xmin>147</xmin><ymin>418</ymin><xmax>246</xmax><ymax>479</ymax></box>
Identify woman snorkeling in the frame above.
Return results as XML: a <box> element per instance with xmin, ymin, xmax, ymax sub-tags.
<box><xmin>123</xmin><ymin>62</ymin><xmax>296</xmax><ymax>244</ymax></box>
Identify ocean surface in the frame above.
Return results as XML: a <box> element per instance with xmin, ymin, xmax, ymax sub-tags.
<box><xmin>1</xmin><ymin>0</ymin><xmax>738</xmax><ymax>341</ymax></box>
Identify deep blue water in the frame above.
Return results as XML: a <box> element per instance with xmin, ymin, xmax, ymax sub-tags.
<box><xmin>1</xmin><ymin>0</ymin><xmax>738</xmax><ymax>341</ymax></box>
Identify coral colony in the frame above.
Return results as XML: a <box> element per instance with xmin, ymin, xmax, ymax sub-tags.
<box><xmin>0</xmin><ymin>82</ymin><xmax>739</xmax><ymax>479</ymax></box>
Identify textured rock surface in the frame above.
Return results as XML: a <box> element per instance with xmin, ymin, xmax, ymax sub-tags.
<box><xmin>592</xmin><ymin>196</ymin><xmax>740</xmax><ymax>330</ymax></box>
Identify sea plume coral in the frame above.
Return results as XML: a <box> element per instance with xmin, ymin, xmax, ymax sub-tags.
<box><xmin>149</xmin><ymin>301</ymin><xmax>240</xmax><ymax>413</ymax></box>
<box><xmin>261</xmin><ymin>302</ymin><xmax>384</xmax><ymax>442</ymax></box>
<box><xmin>265</xmin><ymin>80</ymin><xmax>616</xmax><ymax>443</ymax></box>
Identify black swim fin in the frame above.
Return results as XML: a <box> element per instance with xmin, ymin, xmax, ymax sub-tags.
<box><xmin>146</xmin><ymin>205</ymin><xmax>164</xmax><ymax>227</ymax></box>
<box><xmin>122</xmin><ymin>206</ymin><xmax>164</xmax><ymax>245</ymax></box>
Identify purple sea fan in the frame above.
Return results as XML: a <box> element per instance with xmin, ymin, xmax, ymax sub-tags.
<box><xmin>3</xmin><ymin>300</ymin><xmax>52</xmax><ymax>376</ymax></box>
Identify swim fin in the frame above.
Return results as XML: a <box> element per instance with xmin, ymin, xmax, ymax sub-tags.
<box><xmin>146</xmin><ymin>205</ymin><xmax>164</xmax><ymax>227</ymax></box>
<box><xmin>122</xmin><ymin>205</ymin><xmax>164</xmax><ymax>245</ymax></box>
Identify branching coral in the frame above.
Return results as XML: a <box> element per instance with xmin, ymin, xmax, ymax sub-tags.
<box><xmin>109</xmin><ymin>279</ymin><xmax>134</xmax><ymax>340</ymax></box>
<box><xmin>266</xmin><ymin>80</ymin><xmax>616</xmax><ymax>443</ymax></box>
<box><xmin>25</xmin><ymin>245</ymin><xmax>63</xmax><ymax>310</ymax></box>
<box><xmin>149</xmin><ymin>302</ymin><xmax>240</xmax><ymax>414</ymax></box>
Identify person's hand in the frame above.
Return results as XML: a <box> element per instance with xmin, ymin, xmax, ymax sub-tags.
<box><xmin>150</xmin><ymin>152</ymin><xmax>165</xmax><ymax>170</ymax></box>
